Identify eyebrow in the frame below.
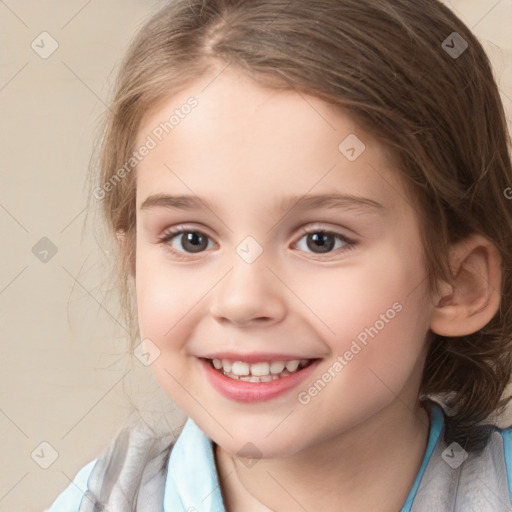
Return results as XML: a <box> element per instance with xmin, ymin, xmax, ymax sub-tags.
<box><xmin>140</xmin><ymin>192</ymin><xmax>386</xmax><ymax>215</ymax></box>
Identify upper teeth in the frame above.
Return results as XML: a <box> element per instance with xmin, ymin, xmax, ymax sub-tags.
<box><xmin>211</xmin><ymin>358</ymin><xmax>308</xmax><ymax>376</ymax></box>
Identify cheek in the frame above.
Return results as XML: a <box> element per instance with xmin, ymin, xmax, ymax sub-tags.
<box><xmin>339</xmin><ymin>248</ymin><xmax>430</xmax><ymax>388</ymax></box>
<box><xmin>291</xmin><ymin>249</ymin><xmax>430</xmax><ymax>428</ymax></box>
<box><xmin>289</xmin><ymin>242</ymin><xmax>430</xmax><ymax>386</ymax></box>
<box><xmin>134</xmin><ymin>252</ymin><xmax>204</xmax><ymax>409</ymax></box>
<box><xmin>296</xmin><ymin>244</ymin><xmax>425</xmax><ymax>332</ymax></box>
<box><xmin>135</xmin><ymin>248</ymin><xmax>193</xmax><ymax>343</ymax></box>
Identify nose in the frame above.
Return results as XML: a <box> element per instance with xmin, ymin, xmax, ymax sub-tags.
<box><xmin>209</xmin><ymin>253</ymin><xmax>286</xmax><ymax>327</ymax></box>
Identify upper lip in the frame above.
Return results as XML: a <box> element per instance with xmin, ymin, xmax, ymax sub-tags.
<box><xmin>200</xmin><ymin>352</ymin><xmax>320</xmax><ymax>363</ymax></box>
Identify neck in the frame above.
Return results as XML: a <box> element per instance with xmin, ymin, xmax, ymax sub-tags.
<box><xmin>215</xmin><ymin>400</ymin><xmax>431</xmax><ymax>512</ymax></box>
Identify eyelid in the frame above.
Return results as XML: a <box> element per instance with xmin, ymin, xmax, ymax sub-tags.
<box><xmin>157</xmin><ymin>222</ymin><xmax>358</xmax><ymax>260</ymax></box>
<box><xmin>294</xmin><ymin>222</ymin><xmax>354</xmax><ymax>237</ymax></box>
<box><xmin>159</xmin><ymin>223</ymin><xmax>215</xmax><ymax>240</ymax></box>
<box><xmin>156</xmin><ymin>225</ymin><xmax>217</xmax><ymax>261</ymax></box>
<box><xmin>158</xmin><ymin>223</ymin><xmax>354</xmax><ymax>243</ymax></box>
<box><xmin>291</xmin><ymin>224</ymin><xmax>358</xmax><ymax>256</ymax></box>
<box><xmin>157</xmin><ymin>224</ymin><xmax>217</xmax><ymax>245</ymax></box>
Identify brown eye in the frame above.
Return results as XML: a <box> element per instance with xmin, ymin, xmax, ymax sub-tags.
<box><xmin>295</xmin><ymin>229</ymin><xmax>354</xmax><ymax>255</ymax></box>
<box><xmin>159</xmin><ymin>229</ymin><xmax>214</xmax><ymax>255</ymax></box>
<box><xmin>179</xmin><ymin>231</ymin><xmax>209</xmax><ymax>253</ymax></box>
<box><xmin>306</xmin><ymin>232</ymin><xmax>336</xmax><ymax>253</ymax></box>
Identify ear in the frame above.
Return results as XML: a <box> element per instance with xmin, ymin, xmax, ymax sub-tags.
<box><xmin>430</xmin><ymin>233</ymin><xmax>502</xmax><ymax>337</ymax></box>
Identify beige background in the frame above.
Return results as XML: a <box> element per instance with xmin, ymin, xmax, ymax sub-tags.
<box><xmin>0</xmin><ymin>1</ymin><xmax>510</xmax><ymax>511</ymax></box>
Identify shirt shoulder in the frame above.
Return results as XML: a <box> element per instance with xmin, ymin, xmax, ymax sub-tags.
<box><xmin>497</xmin><ymin>424</ymin><xmax>512</xmax><ymax>503</ymax></box>
<box><xmin>44</xmin><ymin>458</ymin><xmax>97</xmax><ymax>512</ymax></box>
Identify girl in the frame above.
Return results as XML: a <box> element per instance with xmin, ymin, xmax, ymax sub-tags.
<box><xmin>46</xmin><ymin>0</ymin><xmax>512</xmax><ymax>510</ymax></box>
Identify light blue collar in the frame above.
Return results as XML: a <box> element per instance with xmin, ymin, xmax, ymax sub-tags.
<box><xmin>164</xmin><ymin>402</ymin><xmax>444</xmax><ymax>512</ymax></box>
<box><xmin>164</xmin><ymin>418</ymin><xmax>226</xmax><ymax>511</ymax></box>
<box><xmin>400</xmin><ymin>402</ymin><xmax>445</xmax><ymax>511</ymax></box>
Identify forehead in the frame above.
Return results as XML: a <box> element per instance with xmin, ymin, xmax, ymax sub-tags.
<box><xmin>134</xmin><ymin>67</ymin><xmax>411</xmax><ymax>217</ymax></box>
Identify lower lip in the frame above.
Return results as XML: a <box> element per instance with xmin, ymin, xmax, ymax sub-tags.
<box><xmin>199</xmin><ymin>358</ymin><xmax>321</xmax><ymax>403</ymax></box>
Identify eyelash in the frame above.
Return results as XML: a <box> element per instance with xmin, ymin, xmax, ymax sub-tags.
<box><xmin>156</xmin><ymin>225</ymin><xmax>358</xmax><ymax>261</ymax></box>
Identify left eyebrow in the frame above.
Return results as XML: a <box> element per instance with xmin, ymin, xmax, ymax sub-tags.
<box><xmin>277</xmin><ymin>193</ymin><xmax>386</xmax><ymax>216</ymax></box>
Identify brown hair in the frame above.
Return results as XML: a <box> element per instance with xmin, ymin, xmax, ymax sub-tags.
<box><xmin>87</xmin><ymin>0</ymin><xmax>512</xmax><ymax>451</ymax></box>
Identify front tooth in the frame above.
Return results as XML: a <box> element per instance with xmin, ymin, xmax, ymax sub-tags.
<box><xmin>250</xmin><ymin>362</ymin><xmax>270</xmax><ymax>376</ymax></box>
<box><xmin>231</xmin><ymin>361</ymin><xmax>250</xmax><ymax>376</ymax></box>
<box><xmin>212</xmin><ymin>359</ymin><xmax>222</xmax><ymax>369</ymax></box>
<box><xmin>285</xmin><ymin>360</ymin><xmax>300</xmax><ymax>372</ymax></box>
<box><xmin>221</xmin><ymin>359</ymin><xmax>232</xmax><ymax>372</ymax></box>
<box><xmin>270</xmin><ymin>361</ymin><xmax>286</xmax><ymax>374</ymax></box>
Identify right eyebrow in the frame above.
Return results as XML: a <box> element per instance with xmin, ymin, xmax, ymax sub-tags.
<box><xmin>140</xmin><ymin>194</ymin><xmax>214</xmax><ymax>211</ymax></box>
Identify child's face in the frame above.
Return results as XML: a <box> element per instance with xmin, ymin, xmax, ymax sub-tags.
<box><xmin>134</xmin><ymin>67</ymin><xmax>434</xmax><ymax>457</ymax></box>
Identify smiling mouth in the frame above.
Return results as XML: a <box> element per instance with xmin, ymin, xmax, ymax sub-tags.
<box><xmin>202</xmin><ymin>358</ymin><xmax>316</xmax><ymax>382</ymax></box>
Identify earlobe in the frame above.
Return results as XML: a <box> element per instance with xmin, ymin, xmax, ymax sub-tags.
<box><xmin>430</xmin><ymin>234</ymin><xmax>502</xmax><ymax>337</ymax></box>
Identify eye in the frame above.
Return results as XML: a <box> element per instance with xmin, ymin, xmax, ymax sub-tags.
<box><xmin>294</xmin><ymin>228</ymin><xmax>357</xmax><ymax>256</ymax></box>
<box><xmin>157</xmin><ymin>227</ymin><xmax>215</xmax><ymax>257</ymax></box>
<box><xmin>156</xmin><ymin>225</ymin><xmax>357</xmax><ymax>259</ymax></box>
